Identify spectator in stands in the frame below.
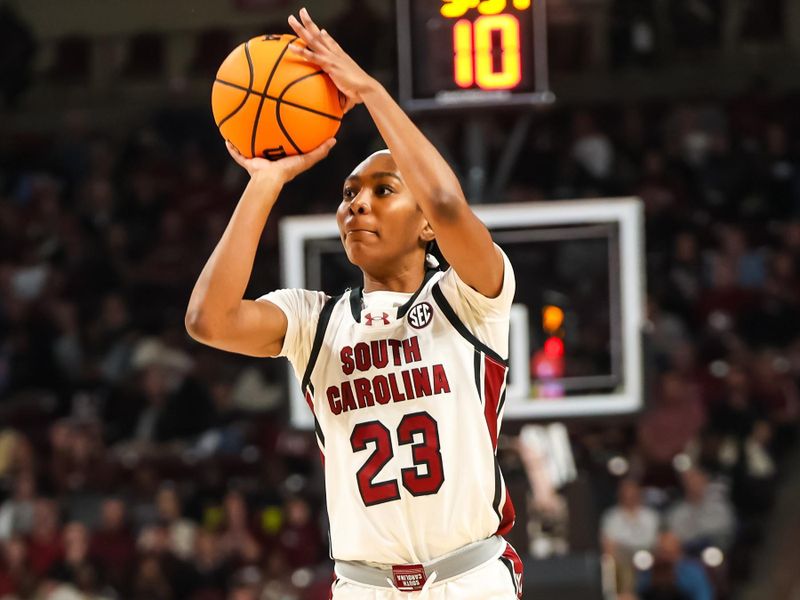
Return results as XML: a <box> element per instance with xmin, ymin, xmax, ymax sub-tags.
<box><xmin>715</xmin><ymin>225</ymin><xmax>766</xmax><ymax>289</ymax></box>
<box><xmin>666</xmin><ymin>103</ymin><xmax>727</xmax><ymax>174</ymax></box>
<box><xmin>226</xmin><ymin>565</ymin><xmax>262</xmax><ymax>600</ymax></box>
<box><xmin>49</xmin><ymin>299</ymin><xmax>83</xmax><ymax>385</ymax></box>
<box><xmin>137</xmin><ymin>523</ymin><xmax>194</xmax><ymax>598</ymax></box>
<box><xmin>131</xmin><ymin>362</ymin><xmax>171</xmax><ymax>444</ymax></box>
<box><xmin>758</xmin><ymin>122</ymin><xmax>798</xmax><ymax>219</ymax></box>
<box><xmin>667</xmin><ymin>467</ymin><xmax>735</xmax><ymax>552</ymax></box>
<box><xmin>0</xmin><ymin>469</ymin><xmax>36</xmax><ymax>540</ymax></box>
<box><xmin>697</xmin><ymin>255</ymin><xmax>757</xmax><ymax>325</ymax></box>
<box><xmin>663</xmin><ymin>231</ymin><xmax>704</xmax><ymax>322</ymax></box>
<box><xmin>608</xmin><ymin>0</ymin><xmax>659</xmax><ymax>68</ymax></box>
<box><xmin>601</xmin><ymin>478</ymin><xmax>660</xmax><ymax>553</ymax></box>
<box><xmin>637</xmin><ymin>372</ymin><xmax>706</xmax><ymax>482</ymax></box>
<box><xmin>767</xmin><ymin>250</ymin><xmax>799</xmax><ymax>305</ymax></box>
<box><xmin>27</xmin><ymin>499</ymin><xmax>63</xmax><ymax>577</ymax></box>
<box><xmin>601</xmin><ymin>478</ymin><xmax>660</xmax><ymax>594</ymax></box>
<box><xmin>49</xmin><ymin>425</ymin><xmax>113</xmax><ymax>529</ymax></box>
<box><xmin>48</xmin><ymin>521</ymin><xmax>104</xmax><ymax>593</ymax></box>
<box><xmin>156</xmin><ymin>484</ymin><xmax>197</xmax><ymax>561</ymax></box>
<box><xmin>128</xmin><ymin>466</ymin><xmax>161</xmax><ymax>530</ymax></box>
<box><xmin>119</xmin><ymin>166</ymin><xmax>167</xmax><ymax>261</ymax></box>
<box><xmin>637</xmin><ymin>151</ymin><xmax>690</xmax><ymax>264</ymax></box>
<box><xmin>191</xmin><ymin>529</ymin><xmax>230</xmax><ymax>598</ymax></box>
<box><xmin>260</xmin><ymin>550</ymin><xmax>298</xmax><ymax>600</ymax></box>
<box><xmin>131</xmin><ymin>554</ymin><xmax>173</xmax><ymax>600</ymax></box>
<box><xmin>217</xmin><ymin>490</ymin><xmax>261</xmax><ymax>566</ymax></box>
<box><xmin>570</xmin><ymin>111</ymin><xmax>616</xmax><ymax>193</ymax></box>
<box><xmin>90</xmin><ymin>498</ymin><xmax>136</xmax><ymax>591</ymax></box>
<box><xmin>0</xmin><ymin>535</ymin><xmax>35</xmax><ymax>597</ymax></box>
<box><xmin>751</xmin><ymin>350</ymin><xmax>800</xmax><ymax>458</ymax></box>
<box><xmin>276</xmin><ymin>496</ymin><xmax>322</xmax><ymax>570</ymax></box>
<box><xmin>90</xmin><ymin>292</ymin><xmax>136</xmax><ymax>385</ymax></box>
<box><xmin>127</xmin><ymin>338</ymin><xmax>214</xmax><ymax>444</ymax></box>
<box><xmin>711</xmin><ymin>366</ymin><xmax>760</xmax><ymax>440</ymax></box>
<box><xmin>195</xmin><ymin>377</ymin><xmax>249</xmax><ymax>457</ymax></box>
<box><xmin>638</xmin><ymin>530</ymin><xmax>714</xmax><ymax>600</ymax></box>
<box><xmin>728</xmin><ymin>420</ymin><xmax>777</xmax><ymax>519</ymax></box>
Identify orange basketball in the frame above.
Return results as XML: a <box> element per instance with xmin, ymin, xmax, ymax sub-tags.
<box><xmin>211</xmin><ymin>34</ymin><xmax>343</xmax><ymax>159</ymax></box>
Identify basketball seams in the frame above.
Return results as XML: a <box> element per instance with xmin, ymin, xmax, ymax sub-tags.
<box><xmin>214</xmin><ymin>78</ymin><xmax>342</xmax><ymax>122</ymax></box>
<box><xmin>250</xmin><ymin>36</ymin><xmax>297</xmax><ymax>158</ymax></box>
<box><xmin>275</xmin><ymin>101</ymin><xmax>303</xmax><ymax>154</ymax></box>
<box><xmin>216</xmin><ymin>41</ymin><xmax>255</xmax><ymax>128</ymax></box>
<box><xmin>276</xmin><ymin>70</ymin><xmax>334</xmax><ymax>154</ymax></box>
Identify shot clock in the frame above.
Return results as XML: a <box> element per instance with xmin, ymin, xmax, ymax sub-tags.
<box><xmin>397</xmin><ymin>0</ymin><xmax>552</xmax><ymax>112</ymax></box>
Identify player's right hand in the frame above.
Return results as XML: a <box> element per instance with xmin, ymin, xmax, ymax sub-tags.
<box><xmin>226</xmin><ymin>137</ymin><xmax>336</xmax><ymax>183</ymax></box>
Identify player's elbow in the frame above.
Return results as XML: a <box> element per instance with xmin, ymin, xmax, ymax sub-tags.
<box><xmin>426</xmin><ymin>189</ymin><xmax>466</xmax><ymax>224</ymax></box>
<box><xmin>184</xmin><ymin>308</ymin><xmax>221</xmax><ymax>344</ymax></box>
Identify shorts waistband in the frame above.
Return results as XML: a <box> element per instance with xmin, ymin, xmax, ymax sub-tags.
<box><xmin>334</xmin><ymin>535</ymin><xmax>505</xmax><ymax>589</ymax></box>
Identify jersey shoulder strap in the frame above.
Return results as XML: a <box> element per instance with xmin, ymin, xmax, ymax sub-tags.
<box><xmin>430</xmin><ymin>282</ymin><xmax>508</xmax><ymax>365</ymax></box>
<box><xmin>301</xmin><ymin>292</ymin><xmax>343</xmax><ymax>392</ymax></box>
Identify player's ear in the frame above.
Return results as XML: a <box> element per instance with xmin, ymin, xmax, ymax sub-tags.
<box><xmin>420</xmin><ymin>221</ymin><xmax>435</xmax><ymax>243</ymax></box>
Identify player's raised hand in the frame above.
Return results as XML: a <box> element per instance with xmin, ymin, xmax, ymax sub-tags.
<box><xmin>287</xmin><ymin>7</ymin><xmax>374</xmax><ymax>113</ymax></box>
<box><xmin>226</xmin><ymin>138</ymin><xmax>336</xmax><ymax>183</ymax></box>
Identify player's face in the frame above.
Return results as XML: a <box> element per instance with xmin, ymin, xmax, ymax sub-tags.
<box><xmin>337</xmin><ymin>151</ymin><xmax>431</xmax><ymax>274</ymax></box>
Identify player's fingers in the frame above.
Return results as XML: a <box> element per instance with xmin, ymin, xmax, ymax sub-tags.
<box><xmin>287</xmin><ymin>16</ymin><xmax>328</xmax><ymax>57</ymax></box>
<box><xmin>226</xmin><ymin>141</ymin><xmax>248</xmax><ymax>167</ymax></box>
<box><xmin>299</xmin><ymin>8</ymin><xmax>334</xmax><ymax>53</ymax></box>
<box><xmin>301</xmin><ymin>138</ymin><xmax>337</xmax><ymax>168</ymax></box>
<box><xmin>299</xmin><ymin>8</ymin><xmax>324</xmax><ymax>41</ymax></box>
<box><xmin>280</xmin><ymin>138</ymin><xmax>335</xmax><ymax>179</ymax></box>
<box><xmin>309</xmin><ymin>137</ymin><xmax>337</xmax><ymax>159</ymax></box>
<box><xmin>287</xmin><ymin>15</ymin><xmax>314</xmax><ymax>47</ymax></box>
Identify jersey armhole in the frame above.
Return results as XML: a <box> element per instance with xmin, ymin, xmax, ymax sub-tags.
<box><xmin>300</xmin><ymin>293</ymin><xmax>343</xmax><ymax>393</ymax></box>
<box><xmin>431</xmin><ymin>283</ymin><xmax>508</xmax><ymax>366</ymax></box>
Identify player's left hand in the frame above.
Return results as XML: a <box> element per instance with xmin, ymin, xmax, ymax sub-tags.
<box><xmin>287</xmin><ymin>7</ymin><xmax>375</xmax><ymax>113</ymax></box>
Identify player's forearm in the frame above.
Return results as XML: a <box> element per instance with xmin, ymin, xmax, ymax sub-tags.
<box><xmin>361</xmin><ymin>81</ymin><xmax>468</xmax><ymax>218</ymax></box>
<box><xmin>186</xmin><ymin>172</ymin><xmax>283</xmax><ymax>337</ymax></box>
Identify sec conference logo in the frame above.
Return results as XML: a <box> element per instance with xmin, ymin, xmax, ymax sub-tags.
<box><xmin>408</xmin><ymin>302</ymin><xmax>433</xmax><ymax>329</ymax></box>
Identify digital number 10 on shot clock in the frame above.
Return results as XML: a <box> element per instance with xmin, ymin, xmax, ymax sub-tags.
<box><xmin>397</xmin><ymin>0</ymin><xmax>552</xmax><ymax>112</ymax></box>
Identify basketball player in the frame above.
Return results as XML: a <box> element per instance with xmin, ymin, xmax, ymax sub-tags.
<box><xmin>186</xmin><ymin>8</ymin><xmax>523</xmax><ymax>599</ymax></box>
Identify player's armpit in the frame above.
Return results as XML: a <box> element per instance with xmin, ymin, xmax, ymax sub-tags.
<box><xmin>185</xmin><ymin>299</ymin><xmax>287</xmax><ymax>357</ymax></box>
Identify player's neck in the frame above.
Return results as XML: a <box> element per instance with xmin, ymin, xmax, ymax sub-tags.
<box><xmin>362</xmin><ymin>261</ymin><xmax>426</xmax><ymax>294</ymax></box>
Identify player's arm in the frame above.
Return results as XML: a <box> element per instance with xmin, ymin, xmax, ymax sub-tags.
<box><xmin>185</xmin><ymin>139</ymin><xmax>335</xmax><ymax>357</ymax></box>
<box><xmin>288</xmin><ymin>9</ymin><xmax>504</xmax><ymax>298</ymax></box>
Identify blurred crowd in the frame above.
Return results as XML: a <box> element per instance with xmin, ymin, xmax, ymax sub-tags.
<box><xmin>552</xmin><ymin>90</ymin><xmax>800</xmax><ymax>598</ymax></box>
<box><xmin>0</xmin><ymin>93</ymin><xmax>340</xmax><ymax>597</ymax></box>
<box><xmin>1</xmin><ymin>1</ymin><xmax>800</xmax><ymax>599</ymax></box>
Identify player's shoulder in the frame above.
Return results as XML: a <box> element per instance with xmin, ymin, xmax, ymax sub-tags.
<box><xmin>431</xmin><ymin>245</ymin><xmax>515</xmax><ymax>305</ymax></box>
<box><xmin>257</xmin><ymin>288</ymin><xmax>330</xmax><ymax>318</ymax></box>
<box><xmin>258</xmin><ymin>287</ymin><xmax>328</xmax><ymax>302</ymax></box>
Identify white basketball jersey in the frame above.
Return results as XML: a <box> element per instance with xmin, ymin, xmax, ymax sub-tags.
<box><xmin>288</xmin><ymin>265</ymin><xmax>516</xmax><ymax>566</ymax></box>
